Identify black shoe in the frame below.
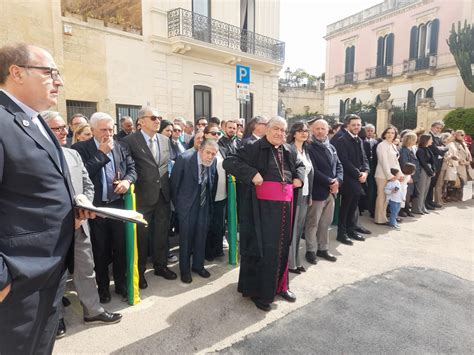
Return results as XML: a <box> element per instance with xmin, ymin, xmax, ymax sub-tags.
<box><xmin>215</xmin><ymin>251</ymin><xmax>225</xmax><ymax>257</ymax></box>
<box><xmin>279</xmin><ymin>290</ymin><xmax>296</xmax><ymax>303</ymax></box>
<box><xmin>349</xmin><ymin>232</ymin><xmax>365</xmax><ymax>241</ymax></box>
<box><xmin>99</xmin><ymin>289</ymin><xmax>111</xmax><ymax>304</ymax></box>
<box><xmin>205</xmin><ymin>255</ymin><xmax>215</xmax><ymax>262</ymax></box>
<box><xmin>139</xmin><ymin>275</ymin><xmax>148</xmax><ymax>290</ymax></box>
<box><xmin>337</xmin><ymin>235</ymin><xmax>354</xmax><ymax>245</ymax></box>
<box><xmin>56</xmin><ymin>318</ymin><xmax>66</xmax><ymax>339</ymax></box>
<box><xmin>297</xmin><ymin>266</ymin><xmax>306</xmax><ymax>273</ymax></box>
<box><xmin>432</xmin><ymin>203</ymin><xmax>443</xmax><ymax>208</ymax></box>
<box><xmin>192</xmin><ymin>268</ymin><xmax>211</xmax><ymax>278</ymax></box>
<box><xmin>84</xmin><ymin>311</ymin><xmax>122</xmax><ymax>325</ymax></box>
<box><xmin>154</xmin><ymin>267</ymin><xmax>177</xmax><ymax>280</ymax></box>
<box><xmin>355</xmin><ymin>226</ymin><xmax>372</xmax><ymax>234</ymax></box>
<box><xmin>288</xmin><ymin>268</ymin><xmax>301</xmax><ymax>274</ymax></box>
<box><xmin>406</xmin><ymin>210</ymin><xmax>415</xmax><ymax>217</ymax></box>
<box><xmin>396</xmin><ymin>217</ymin><xmax>402</xmax><ymax>223</ymax></box>
<box><xmin>305</xmin><ymin>251</ymin><xmax>318</xmax><ymax>264</ymax></box>
<box><xmin>62</xmin><ymin>296</ymin><xmax>71</xmax><ymax>307</ymax></box>
<box><xmin>251</xmin><ymin>297</ymin><xmax>271</xmax><ymax>312</ymax></box>
<box><xmin>398</xmin><ymin>210</ymin><xmax>407</xmax><ymax>217</ymax></box>
<box><xmin>316</xmin><ymin>250</ymin><xmax>337</xmax><ymax>262</ymax></box>
<box><xmin>180</xmin><ymin>273</ymin><xmax>192</xmax><ymax>284</ymax></box>
<box><xmin>426</xmin><ymin>205</ymin><xmax>435</xmax><ymax>210</ymax></box>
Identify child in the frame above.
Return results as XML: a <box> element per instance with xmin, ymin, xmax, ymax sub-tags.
<box><xmin>384</xmin><ymin>168</ymin><xmax>405</xmax><ymax>230</ymax></box>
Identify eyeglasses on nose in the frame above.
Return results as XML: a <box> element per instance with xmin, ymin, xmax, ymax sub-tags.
<box><xmin>143</xmin><ymin>115</ymin><xmax>161</xmax><ymax>121</ymax></box>
<box><xmin>173</xmin><ymin>129</ymin><xmax>182</xmax><ymax>132</ymax></box>
<box><xmin>18</xmin><ymin>65</ymin><xmax>61</xmax><ymax>81</ymax></box>
<box><xmin>49</xmin><ymin>125</ymin><xmax>67</xmax><ymax>133</ymax></box>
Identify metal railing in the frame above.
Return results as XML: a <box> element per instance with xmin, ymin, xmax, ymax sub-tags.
<box><xmin>167</xmin><ymin>8</ymin><xmax>285</xmax><ymax>63</ymax></box>
<box><xmin>335</xmin><ymin>72</ymin><xmax>358</xmax><ymax>85</ymax></box>
<box><xmin>403</xmin><ymin>55</ymin><xmax>437</xmax><ymax>73</ymax></box>
<box><xmin>365</xmin><ymin>65</ymin><xmax>393</xmax><ymax>80</ymax></box>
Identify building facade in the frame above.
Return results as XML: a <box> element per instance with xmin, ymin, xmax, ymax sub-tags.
<box><xmin>0</xmin><ymin>0</ymin><xmax>284</xmax><ymax>124</ymax></box>
<box><xmin>324</xmin><ymin>0</ymin><xmax>473</xmax><ymax>125</ymax></box>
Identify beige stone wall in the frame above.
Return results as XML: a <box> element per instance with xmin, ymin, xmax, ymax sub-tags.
<box><xmin>280</xmin><ymin>89</ymin><xmax>324</xmax><ymax>116</ymax></box>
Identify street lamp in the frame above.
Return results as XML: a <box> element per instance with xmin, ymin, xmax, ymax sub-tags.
<box><xmin>284</xmin><ymin>67</ymin><xmax>291</xmax><ymax>86</ymax></box>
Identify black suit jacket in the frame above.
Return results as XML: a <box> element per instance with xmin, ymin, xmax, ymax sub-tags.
<box><xmin>334</xmin><ymin>132</ymin><xmax>370</xmax><ymax>196</ymax></box>
<box><xmin>0</xmin><ymin>91</ymin><xmax>75</xmax><ymax>294</ymax></box>
<box><xmin>72</xmin><ymin>138</ymin><xmax>137</xmax><ymax>206</ymax></box>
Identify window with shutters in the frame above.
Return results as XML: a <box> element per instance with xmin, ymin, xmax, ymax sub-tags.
<box><xmin>369</xmin><ymin>33</ymin><xmax>394</xmax><ymax>79</ymax></box>
<box><xmin>194</xmin><ymin>85</ymin><xmax>212</xmax><ymax>121</ymax></box>
<box><xmin>407</xmin><ymin>87</ymin><xmax>434</xmax><ymax>111</ymax></box>
<box><xmin>407</xmin><ymin>19</ymin><xmax>439</xmax><ymax>71</ymax></box>
<box><xmin>343</xmin><ymin>46</ymin><xmax>356</xmax><ymax>84</ymax></box>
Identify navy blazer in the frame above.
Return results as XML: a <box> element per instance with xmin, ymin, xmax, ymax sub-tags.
<box><xmin>0</xmin><ymin>91</ymin><xmax>75</xmax><ymax>294</ymax></box>
<box><xmin>170</xmin><ymin>149</ymin><xmax>217</xmax><ymax>217</ymax></box>
<box><xmin>334</xmin><ymin>132</ymin><xmax>370</xmax><ymax>196</ymax></box>
<box><xmin>307</xmin><ymin>139</ymin><xmax>344</xmax><ymax>201</ymax></box>
<box><xmin>72</xmin><ymin>138</ymin><xmax>137</xmax><ymax>206</ymax></box>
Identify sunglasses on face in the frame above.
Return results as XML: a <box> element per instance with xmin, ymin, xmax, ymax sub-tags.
<box><xmin>208</xmin><ymin>131</ymin><xmax>221</xmax><ymax>136</ymax></box>
<box><xmin>143</xmin><ymin>115</ymin><xmax>161</xmax><ymax>121</ymax></box>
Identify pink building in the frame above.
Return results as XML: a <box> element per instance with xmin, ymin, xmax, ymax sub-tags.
<box><xmin>324</xmin><ymin>0</ymin><xmax>473</xmax><ymax>120</ymax></box>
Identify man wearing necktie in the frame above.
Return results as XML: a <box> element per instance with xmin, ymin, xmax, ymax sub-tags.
<box><xmin>170</xmin><ymin>139</ymin><xmax>218</xmax><ymax>284</ymax></box>
<box><xmin>72</xmin><ymin>112</ymin><xmax>136</xmax><ymax>304</ymax></box>
<box><xmin>124</xmin><ymin>107</ymin><xmax>177</xmax><ymax>288</ymax></box>
<box><xmin>0</xmin><ymin>44</ymin><xmax>94</xmax><ymax>354</ymax></box>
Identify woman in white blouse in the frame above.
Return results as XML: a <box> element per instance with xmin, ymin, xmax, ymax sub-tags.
<box><xmin>287</xmin><ymin>122</ymin><xmax>313</xmax><ymax>273</ymax></box>
<box><xmin>374</xmin><ymin>125</ymin><xmax>402</xmax><ymax>225</ymax></box>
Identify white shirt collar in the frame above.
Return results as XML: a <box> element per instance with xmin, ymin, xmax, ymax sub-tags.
<box><xmin>141</xmin><ymin>129</ymin><xmax>156</xmax><ymax>142</ymax></box>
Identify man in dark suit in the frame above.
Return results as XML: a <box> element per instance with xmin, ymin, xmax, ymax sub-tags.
<box><xmin>427</xmin><ymin>120</ymin><xmax>448</xmax><ymax>209</ymax></box>
<box><xmin>72</xmin><ymin>112</ymin><xmax>136</xmax><ymax>303</ymax></box>
<box><xmin>115</xmin><ymin>116</ymin><xmax>134</xmax><ymax>141</ymax></box>
<box><xmin>333</xmin><ymin>114</ymin><xmax>370</xmax><ymax>245</ymax></box>
<box><xmin>124</xmin><ymin>107</ymin><xmax>177</xmax><ymax>288</ymax></box>
<box><xmin>0</xmin><ymin>44</ymin><xmax>92</xmax><ymax>354</ymax></box>
<box><xmin>305</xmin><ymin>119</ymin><xmax>343</xmax><ymax>264</ymax></box>
<box><xmin>241</xmin><ymin>115</ymin><xmax>268</xmax><ymax>145</ymax></box>
<box><xmin>171</xmin><ymin>139</ymin><xmax>218</xmax><ymax>284</ymax></box>
<box><xmin>218</xmin><ymin>118</ymin><xmax>240</xmax><ymax>156</ymax></box>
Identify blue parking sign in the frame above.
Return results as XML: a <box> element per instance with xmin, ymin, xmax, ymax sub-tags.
<box><xmin>236</xmin><ymin>65</ymin><xmax>250</xmax><ymax>84</ymax></box>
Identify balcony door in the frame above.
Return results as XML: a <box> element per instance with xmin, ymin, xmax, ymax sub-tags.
<box><xmin>240</xmin><ymin>0</ymin><xmax>255</xmax><ymax>54</ymax></box>
<box><xmin>193</xmin><ymin>0</ymin><xmax>211</xmax><ymax>42</ymax></box>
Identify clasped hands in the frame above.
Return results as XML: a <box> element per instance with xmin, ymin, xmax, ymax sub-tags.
<box><xmin>252</xmin><ymin>173</ymin><xmax>302</xmax><ymax>188</ymax></box>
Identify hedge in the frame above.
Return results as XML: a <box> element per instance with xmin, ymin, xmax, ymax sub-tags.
<box><xmin>443</xmin><ymin>108</ymin><xmax>474</xmax><ymax>136</ymax></box>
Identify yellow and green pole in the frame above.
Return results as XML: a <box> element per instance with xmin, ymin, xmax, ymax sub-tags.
<box><xmin>124</xmin><ymin>185</ymin><xmax>140</xmax><ymax>305</ymax></box>
<box><xmin>227</xmin><ymin>175</ymin><xmax>238</xmax><ymax>265</ymax></box>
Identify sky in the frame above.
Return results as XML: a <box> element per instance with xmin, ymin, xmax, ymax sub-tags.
<box><xmin>279</xmin><ymin>0</ymin><xmax>382</xmax><ymax>77</ymax></box>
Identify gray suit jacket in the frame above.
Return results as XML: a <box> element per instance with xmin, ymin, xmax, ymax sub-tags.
<box><xmin>124</xmin><ymin>131</ymin><xmax>171</xmax><ymax>206</ymax></box>
<box><xmin>62</xmin><ymin>147</ymin><xmax>94</xmax><ymax>237</ymax></box>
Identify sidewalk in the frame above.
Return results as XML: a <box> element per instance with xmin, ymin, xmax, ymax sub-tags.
<box><xmin>54</xmin><ymin>200</ymin><xmax>474</xmax><ymax>354</ymax></box>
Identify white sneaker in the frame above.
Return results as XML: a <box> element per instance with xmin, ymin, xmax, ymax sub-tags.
<box><xmin>222</xmin><ymin>238</ymin><xmax>229</xmax><ymax>249</ymax></box>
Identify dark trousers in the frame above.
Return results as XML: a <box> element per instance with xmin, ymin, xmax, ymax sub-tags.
<box><xmin>178</xmin><ymin>202</ymin><xmax>210</xmax><ymax>274</ymax></box>
<box><xmin>0</xmin><ymin>271</ymin><xmax>66</xmax><ymax>355</ymax></box>
<box><xmin>90</xmin><ymin>200</ymin><xmax>126</xmax><ymax>293</ymax></box>
<box><xmin>206</xmin><ymin>198</ymin><xmax>227</xmax><ymax>259</ymax></box>
<box><xmin>426</xmin><ymin>168</ymin><xmax>440</xmax><ymax>205</ymax></box>
<box><xmin>338</xmin><ymin>193</ymin><xmax>360</xmax><ymax>236</ymax></box>
<box><xmin>136</xmin><ymin>191</ymin><xmax>170</xmax><ymax>275</ymax></box>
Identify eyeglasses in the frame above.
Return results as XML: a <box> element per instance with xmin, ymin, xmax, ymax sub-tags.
<box><xmin>142</xmin><ymin>115</ymin><xmax>161</xmax><ymax>121</ymax></box>
<box><xmin>49</xmin><ymin>125</ymin><xmax>67</xmax><ymax>133</ymax></box>
<box><xmin>297</xmin><ymin>129</ymin><xmax>310</xmax><ymax>134</ymax></box>
<box><xmin>208</xmin><ymin>131</ymin><xmax>222</xmax><ymax>136</ymax></box>
<box><xmin>18</xmin><ymin>65</ymin><xmax>61</xmax><ymax>81</ymax></box>
<box><xmin>173</xmin><ymin>128</ymin><xmax>182</xmax><ymax>133</ymax></box>
<box><xmin>237</xmin><ymin>124</ymin><xmax>243</xmax><ymax>127</ymax></box>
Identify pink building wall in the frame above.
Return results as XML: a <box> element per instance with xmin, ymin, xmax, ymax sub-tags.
<box><xmin>325</xmin><ymin>0</ymin><xmax>465</xmax><ymax>88</ymax></box>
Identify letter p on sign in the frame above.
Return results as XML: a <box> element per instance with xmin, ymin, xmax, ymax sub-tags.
<box><xmin>236</xmin><ymin>65</ymin><xmax>250</xmax><ymax>84</ymax></box>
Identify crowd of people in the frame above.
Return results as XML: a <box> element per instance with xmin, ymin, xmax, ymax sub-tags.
<box><xmin>0</xmin><ymin>43</ymin><xmax>473</xmax><ymax>354</ymax></box>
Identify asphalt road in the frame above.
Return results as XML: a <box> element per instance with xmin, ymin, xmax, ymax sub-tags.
<box><xmin>222</xmin><ymin>267</ymin><xmax>474</xmax><ymax>354</ymax></box>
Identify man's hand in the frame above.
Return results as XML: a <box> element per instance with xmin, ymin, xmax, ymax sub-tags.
<box><xmin>74</xmin><ymin>218</ymin><xmax>83</xmax><ymax>230</ymax></box>
<box><xmin>329</xmin><ymin>179</ymin><xmax>339</xmax><ymax>194</ymax></box>
<box><xmin>252</xmin><ymin>173</ymin><xmax>264</xmax><ymax>186</ymax></box>
<box><xmin>98</xmin><ymin>137</ymin><xmax>114</xmax><ymax>155</ymax></box>
<box><xmin>75</xmin><ymin>208</ymin><xmax>96</xmax><ymax>221</ymax></box>
<box><xmin>292</xmin><ymin>178</ymin><xmax>303</xmax><ymax>188</ymax></box>
<box><xmin>0</xmin><ymin>283</ymin><xmax>11</xmax><ymax>303</ymax></box>
<box><xmin>358</xmin><ymin>172</ymin><xmax>368</xmax><ymax>183</ymax></box>
<box><xmin>114</xmin><ymin>180</ymin><xmax>130</xmax><ymax>194</ymax></box>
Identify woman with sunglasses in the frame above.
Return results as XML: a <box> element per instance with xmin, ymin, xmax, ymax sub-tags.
<box><xmin>287</xmin><ymin>121</ymin><xmax>313</xmax><ymax>274</ymax></box>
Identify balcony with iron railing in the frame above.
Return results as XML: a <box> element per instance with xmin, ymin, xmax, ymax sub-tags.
<box><xmin>365</xmin><ymin>65</ymin><xmax>393</xmax><ymax>80</ymax></box>
<box><xmin>335</xmin><ymin>72</ymin><xmax>358</xmax><ymax>86</ymax></box>
<box><xmin>167</xmin><ymin>8</ymin><xmax>285</xmax><ymax>64</ymax></box>
<box><xmin>403</xmin><ymin>55</ymin><xmax>437</xmax><ymax>74</ymax></box>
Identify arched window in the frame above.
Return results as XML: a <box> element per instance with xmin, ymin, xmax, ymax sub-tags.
<box><xmin>414</xmin><ymin>88</ymin><xmax>426</xmax><ymax>108</ymax></box>
<box><xmin>409</xmin><ymin>19</ymin><xmax>440</xmax><ymax>60</ymax></box>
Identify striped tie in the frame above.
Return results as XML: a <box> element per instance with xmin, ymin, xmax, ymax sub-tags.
<box><xmin>200</xmin><ymin>164</ymin><xmax>207</xmax><ymax>207</ymax></box>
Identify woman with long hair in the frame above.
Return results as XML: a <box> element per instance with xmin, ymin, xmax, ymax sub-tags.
<box><xmin>412</xmin><ymin>134</ymin><xmax>435</xmax><ymax>214</ymax></box>
<box><xmin>398</xmin><ymin>131</ymin><xmax>419</xmax><ymax>216</ymax></box>
<box><xmin>287</xmin><ymin>121</ymin><xmax>313</xmax><ymax>273</ymax></box>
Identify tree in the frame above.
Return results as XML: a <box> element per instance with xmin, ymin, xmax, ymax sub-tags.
<box><xmin>444</xmin><ymin>108</ymin><xmax>474</xmax><ymax>135</ymax></box>
<box><xmin>447</xmin><ymin>20</ymin><xmax>474</xmax><ymax>92</ymax></box>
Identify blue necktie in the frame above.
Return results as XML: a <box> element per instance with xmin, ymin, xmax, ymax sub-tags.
<box><xmin>200</xmin><ymin>164</ymin><xmax>208</xmax><ymax>207</ymax></box>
